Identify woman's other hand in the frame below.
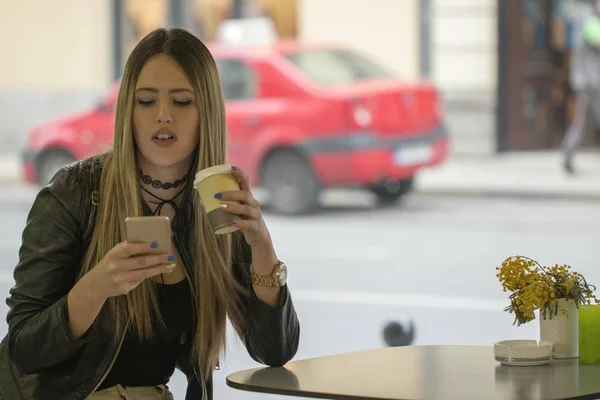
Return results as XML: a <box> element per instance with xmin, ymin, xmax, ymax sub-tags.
<box><xmin>215</xmin><ymin>166</ymin><xmax>271</xmax><ymax>249</ymax></box>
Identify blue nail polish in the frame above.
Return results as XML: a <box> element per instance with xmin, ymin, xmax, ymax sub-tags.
<box><xmin>214</xmin><ymin>193</ymin><xmax>222</xmax><ymax>199</ymax></box>
<box><xmin>230</xmin><ymin>220</ymin><xmax>237</xmax><ymax>225</ymax></box>
<box><xmin>231</xmin><ymin>165</ymin><xmax>238</xmax><ymax>171</ymax></box>
<box><xmin>168</xmin><ymin>255</ymin><xmax>177</xmax><ymax>262</ymax></box>
<box><xmin>150</xmin><ymin>242</ymin><xmax>158</xmax><ymax>248</ymax></box>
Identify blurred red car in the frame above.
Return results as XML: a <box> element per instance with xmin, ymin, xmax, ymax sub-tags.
<box><xmin>23</xmin><ymin>42</ymin><xmax>449</xmax><ymax>214</ymax></box>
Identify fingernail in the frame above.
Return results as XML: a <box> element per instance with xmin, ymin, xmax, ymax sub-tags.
<box><xmin>219</xmin><ymin>203</ymin><xmax>228</xmax><ymax>209</ymax></box>
<box><xmin>231</xmin><ymin>165</ymin><xmax>238</xmax><ymax>171</ymax></box>
<box><xmin>168</xmin><ymin>255</ymin><xmax>177</xmax><ymax>262</ymax></box>
<box><xmin>230</xmin><ymin>220</ymin><xmax>237</xmax><ymax>225</ymax></box>
<box><xmin>214</xmin><ymin>193</ymin><xmax>222</xmax><ymax>199</ymax></box>
<box><xmin>150</xmin><ymin>242</ymin><xmax>158</xmax><ymax>248</ymax></box>
<box><xmin>165</xmin><ymin>263</ymin><xmax>176</xmax><ymax>272</ymax></box>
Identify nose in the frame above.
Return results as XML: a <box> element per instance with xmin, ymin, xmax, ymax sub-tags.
<box><xmin>156</xmin><ymin>103</ymin><xmax>173</xmax><ymax>124</ymax></box>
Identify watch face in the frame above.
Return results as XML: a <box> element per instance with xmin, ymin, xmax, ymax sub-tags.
<box><xmin>278</xmin><ymin>265</ymin><xmax>288</xmax><ymax>286</ymax></box>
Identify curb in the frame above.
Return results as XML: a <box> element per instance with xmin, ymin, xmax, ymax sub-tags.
<box><xmin>0</xmin><ymin>154</ymin><xmax>22</xmax><ymax>186</ymax></box>
<box><xmin>1</xmin><ymin>179</ymin><xmax>599</xmax><ymax>202</ymax></box>
<box><xmin>416</xmin><ymin>186</ymin><xmax>600</xmax><ymax>202</ymax></box>
<box><xmin>0</xmin><ymin>177</ymin><xmax>24</xmax><ymax>186</ymax></box>
<box><xmin>2</xmin><ymin>172</ymin><xmax>599</xmax><ymax>202</ymax></box>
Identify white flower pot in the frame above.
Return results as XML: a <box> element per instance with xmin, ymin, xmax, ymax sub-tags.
<box><xmin>539</xmin><ymin>298</ymin><xmax>579</xmax><ymax>359</ymax></box>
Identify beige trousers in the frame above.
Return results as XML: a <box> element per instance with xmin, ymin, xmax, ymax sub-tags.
<box><xmin>87</xmin><ymin>384</ymin><xmax>174</xmax><ymax>400</ymax></box>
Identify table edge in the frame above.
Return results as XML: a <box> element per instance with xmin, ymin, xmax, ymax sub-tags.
<box><xmin>225</xmin><ymin>375</ymin><xmax>374</xmax><ymax>400</ymax></box>
<box><xmin>226</xmin><ymin>374</ymin><xmax>600</xmax><ymax>400</ymax></box>
<box><xmin>225</xmin><ymin>345</ymin><xmax>600</xmax><ymax>400</ymax></box>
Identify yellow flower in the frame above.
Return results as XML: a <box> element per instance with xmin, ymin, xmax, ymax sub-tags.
<box><xmin>496</xmin><ymin>256</ymin><xmax>598</xmax><ymax>326</ymax></box>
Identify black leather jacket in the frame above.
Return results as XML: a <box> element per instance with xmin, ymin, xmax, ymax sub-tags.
<box><xmin>0</xmin><ymin>155</ymin><xmax>300</xmax><ymax>400</ymax></box>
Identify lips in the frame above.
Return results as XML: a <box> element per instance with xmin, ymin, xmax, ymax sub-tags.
<box><xmin>151</xmin><ymin>129</ymin><xmax>178</xmax><ymax>148</ymax></box>
<box><xmin>152</xmin><ymin>129</ymin><xmax>177</xmax><ymax>140</ymax></box>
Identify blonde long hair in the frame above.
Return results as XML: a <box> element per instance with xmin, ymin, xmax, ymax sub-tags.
<box><xmin>79</xmin><ymin>28</ymin><xmax>247</xmax><ymax>378</ymax></box>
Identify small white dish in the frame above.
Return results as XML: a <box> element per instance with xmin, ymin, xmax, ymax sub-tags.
<box><xmin>494</xmin><ymin>340</ymin><xmax>553</xmax><ymax>366</ymax></box>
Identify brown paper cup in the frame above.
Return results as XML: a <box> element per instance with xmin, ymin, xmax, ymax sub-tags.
<box><xmin>193</xmin><ymin>164</ymin><xmax>242</xmax><ymax>235</ymax></box>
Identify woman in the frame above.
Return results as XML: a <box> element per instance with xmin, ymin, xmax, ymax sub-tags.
<box><xmin>0</xmin><ymin>28</ymin><xmax>300</xmax><ymax>400</ymax></box>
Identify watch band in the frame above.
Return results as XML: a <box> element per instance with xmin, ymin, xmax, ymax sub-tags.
<box><xmin>250</xmin><ymin>261</ymin><xmax>285</xmax><ymax>287</ymax></box>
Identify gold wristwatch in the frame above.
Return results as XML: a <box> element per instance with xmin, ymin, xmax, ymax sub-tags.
<box><xmin>250</xmin><ymin>261</ymin><xmax>288</xmax><ymax>287</ymax></box>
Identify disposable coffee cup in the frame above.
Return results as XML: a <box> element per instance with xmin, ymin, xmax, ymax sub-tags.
<box><xmin>193</xmin><ymin>164</ymin><xmax>242</xmax><ymax>235</ymax></box>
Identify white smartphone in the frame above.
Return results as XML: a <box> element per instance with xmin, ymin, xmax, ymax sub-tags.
<box><xmin>125</xmin><ymin>216</ymin><xmax>172</xmax><ymax>255</ymax></box>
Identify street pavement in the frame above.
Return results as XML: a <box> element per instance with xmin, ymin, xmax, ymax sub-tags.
<box><xmin>0</xmin><ymin>185</ymin><xmax>599</xmax><ymax>398</ymax></box>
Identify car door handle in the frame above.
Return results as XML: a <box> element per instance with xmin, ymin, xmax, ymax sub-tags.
<box><xmin>246</xmin><ymin>116</ymin><xmax>261</xmax><ymax>126</ymax></box>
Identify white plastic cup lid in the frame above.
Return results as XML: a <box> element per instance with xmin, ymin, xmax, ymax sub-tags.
<box><xmin>193</xmin><ymin>164</ymin><xmax>234</xmax><ymax>187</ymax></box>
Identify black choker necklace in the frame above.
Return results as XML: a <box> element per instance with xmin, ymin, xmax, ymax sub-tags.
<box><xmin>139</xmin><ymin>170</ymin><xmax>190</xmax><ymax>215</ymax></box>
<box><xmin>139</xmin><ymin>169</ymin><xmax>190</xmax><ymax>190</ymax></box>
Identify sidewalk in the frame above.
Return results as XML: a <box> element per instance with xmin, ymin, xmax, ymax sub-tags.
<box><xmin>2</xmin><ymin>151</ymin><xmax>600</xmax><ymax>201</ymax></box>
<box><xmin>416</xmin><ymin>150</ymin><xmax>600</xmax><ymax>200</ymax></box>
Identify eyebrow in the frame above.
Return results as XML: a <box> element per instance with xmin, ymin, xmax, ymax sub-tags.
<box><xmin>135</xmin><ymin>87</ymin><xmax>193</xmax><ymax>94</ymax></box>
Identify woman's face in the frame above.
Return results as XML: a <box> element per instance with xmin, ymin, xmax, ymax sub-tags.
<box><xmin>133</xmin><ymin>54</ymin><xmax>199</xmax><ymax>170</ymax></box>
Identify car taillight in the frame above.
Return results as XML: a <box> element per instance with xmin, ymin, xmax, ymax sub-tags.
<box><xmin>353</xmin><ymin>104</ymin><xmax>372</xmax><ymax>128</ymax></box>
<box><xmin>346</xmin><ymin>99</ymin><xmax>372</xmax><ymax>130</ymax></box>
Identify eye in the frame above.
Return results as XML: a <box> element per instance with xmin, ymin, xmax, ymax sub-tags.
<box><xmin>137</xmin><ymin>99</ymin><xmax>155</xmax><ymax>106</ymax></box>
<box><xmin>174</xmin><ymin>99</ymin><xmax>193</xmax><ymax>106</ymax></box>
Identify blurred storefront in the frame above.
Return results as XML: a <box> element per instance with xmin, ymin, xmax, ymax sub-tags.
<box><xmin>496</xmin><ymin>0</ymin><xmax>599</xmax><ymax>152</ymax></box>
<box><xmin>425</xmin><ymin>0</ymin><xmax>600</xmax><ymax>154</ymax></box>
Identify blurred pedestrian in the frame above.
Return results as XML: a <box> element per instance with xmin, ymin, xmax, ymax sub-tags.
<box><xmin>563</xmin><ymin>0</ymin><xmax>600</xmax><ymax>174</ymax></box>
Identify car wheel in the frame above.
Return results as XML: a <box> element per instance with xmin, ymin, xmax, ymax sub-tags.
<box><xmin>37</xmin><ymin>150</ymin><xmax>75</xmax><ymax>186</ymax></box>
<box><xmin>369</xmin><ymin>177</ymin><xmax>414</xmax><ymax>206</ymax></box>
<box><xmin>262</xmin><ymin>151</ymin><xmax>320</xmax><ymax>215</ymax></box>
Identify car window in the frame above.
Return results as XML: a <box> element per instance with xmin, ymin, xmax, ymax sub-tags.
<box><xmin>215</xmin><ymin>59</ymin><xmax>257</xmax><ymax>100</ymax></box>
<box><xmin>284</xmin><ymin>49</ymin><xmax>393</xmax><ymax>86</ymax></box>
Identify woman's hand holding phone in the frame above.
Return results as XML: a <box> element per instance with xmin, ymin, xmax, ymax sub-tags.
<box><xmin>67</xmin><ymin>216</ymin><xmax>174</xmax><ymax>340</ymax></box>
<box><xmin>87</xmin><ymin>241</ymin><xmax>176</xmax><ymax>300</ymax></box>
<box><xmin>66</xmin><ymin>241</ymin><xmax>175</xmax><ymax>340</ymax></box>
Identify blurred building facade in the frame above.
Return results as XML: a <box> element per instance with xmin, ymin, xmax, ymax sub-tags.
<box><xmin>1</xmin><ymin>0</ymin><xmax>590</xmax><ymax>156</ymax></box>
<box><xmin>1</xmin><ymin>0</ymin><xmax>113</xmax><ymax>154</ymax></box>
<box><xmin>428</xmin><ymin>0</ymin><xmax>498</xmax><ymax>155</ymax></box>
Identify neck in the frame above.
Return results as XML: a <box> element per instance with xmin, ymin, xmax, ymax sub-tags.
<box><xmin>138</xmin><ymin>157</ymin><xmax>191</xmax><ymax>182</ymax></box>
<box><xmin>137</xmin><ymin>153</ymin><xmax>194</xmax><ymax>202</ymax></box>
